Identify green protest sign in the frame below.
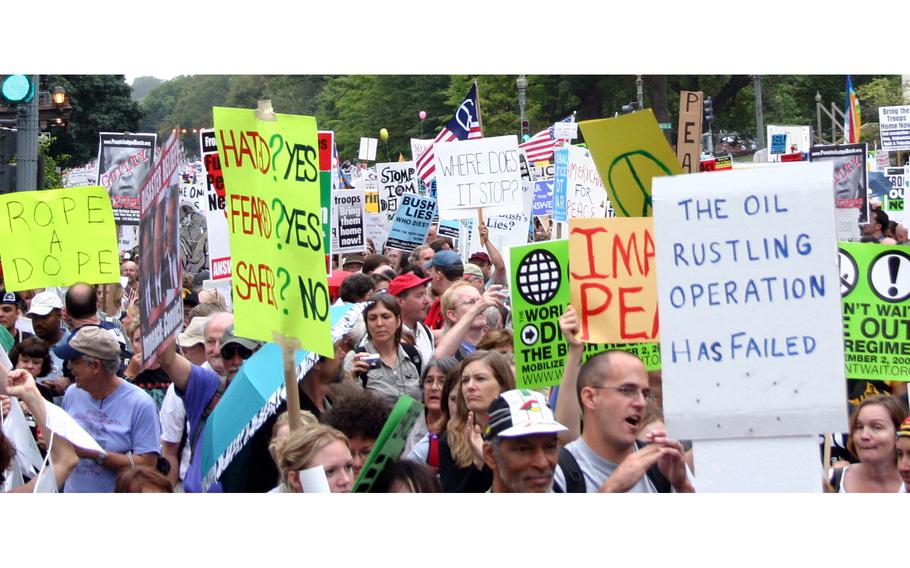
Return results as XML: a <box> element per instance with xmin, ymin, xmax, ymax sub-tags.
<box><xmin>840</xmin><ymin>242</ymin><xmax>910</xmax><ymax>381</ymax></box>
<box><xmin>510</xmin><ymin>240</ymin><xmax>659</xmax><ymax>389</ymax></box>
<box><xmin>352</xmin><ymin>395</ymin><xmax>424</xmax><ymax>493</ymax></box>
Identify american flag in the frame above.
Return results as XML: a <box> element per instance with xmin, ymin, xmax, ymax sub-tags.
<box><xmin>519</xmin><ymin>115</ymin><xmax>574</xmax><ymax>163</ymax></box>
<box><xmin>415</xmin><ymin>83</ymin><xmax>482</xmax><ymax>182</ymax></box>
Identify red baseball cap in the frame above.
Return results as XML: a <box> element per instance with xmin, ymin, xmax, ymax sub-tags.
<box><xmin>388</xmin><ymin>273</ymin><xmax>431</xmax><ymax>297</ymax></box>
<box><xmin>469</xmin><ymin>251</ymin><xmax>491</xmax><ymax>264</ymax></box>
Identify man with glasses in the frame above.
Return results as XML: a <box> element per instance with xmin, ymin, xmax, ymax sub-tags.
<box><xmin>433</xmin><ymin>281</ymin><xmax>505</xmax><ymax>360</ymax></box>
<box><xmin>552</xmin><ymin>332</ymin><xmax>694</xmax><ymax>493</ymax></box>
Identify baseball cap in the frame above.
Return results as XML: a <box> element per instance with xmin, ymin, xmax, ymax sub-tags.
<box><xmin>178</xmin><ymin>316</ymin><xmax>210</xmax><ymax>348</ymax></box>
<box><xmin>27</xmin><ymin>291</ymin><xmax>64</xmax><ymax>316</ymax></box>
<box><xmin>424</xmin><ymin>249</ymin><xmax>462</xmax><ymax>270</ymax></box>
<box><xmin>219</xmin><ymin>324</ymin><xmax>263</xmax><ymax>354</ymax></box>
<box><xmin>0</xmin><ymin>291</ymin><xmax>19</xmax><ymax>305</ymax></box>
<box><xmin>463</xmin><ymin>263</ymin><xmax>484</xmax><ymax>280</ymax></box>
<box><xmin>484</xmin><ymin>389</ymin><xmax>568</xmax><ymax>441</ymax></box>
<box><xmin>469</xmin><ymin>251</ymin><xmax>491</xmax><ymax>264</ymax></box>
<box><xmin>899</xmin><ymin>416</ymin><xmax>910</xmax><ymax>439</ymax></box>
<box><xmin>54</xmin><ymin>326</ymin><xmax>121</xmax><ymax>361</ymax></box>
<box><xmin>342</xmin><ymin>253</ymin><xmax>365</xmax><ymax>267</ymax></box>
<box><xmin>388</xmin><ymin>273</ymin><xmax>431</xmax><ymax>297</ymax></box>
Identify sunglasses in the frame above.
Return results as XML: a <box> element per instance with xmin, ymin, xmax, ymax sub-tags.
<box><xmin>221</xmin><ymin>343</ymin><xmax>254</xmax><ymax>361</ymax></box>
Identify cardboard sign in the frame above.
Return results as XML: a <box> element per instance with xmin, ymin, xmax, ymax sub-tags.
<box><xmin>386</xmin><ymin>193</ymin><xmax>436</xmax><ymax>253</ymax></box>
<box><xmin>376</xmin><ymin>161</ymin><xmax>417</xmax><ymax>221</ymax></box>
<box><xmin>435</xmin><ymin>135</ymin><xmax>523</xmax><ymax>219</ymax></box>
<box><xmin>552</xmin><ymin>148</ymin><xmax>569</xmax><ymax>222</ymax></box>
<box><xmin>568</xmin><ymin>218</ymin><xmax>658</xmax><ymax>344</ymax></box>
<box><xmin>138</xmin><ymin>132</ymin><xmax>183</xmax><ymax>367</ymax></box>
<box><xmin>0</xmin><ymin>186</ymin><xmax>119</xmax><ymax>291</ymax></box>
<box><xmin>676</xmin><ymin>91</ymin><xmax>703</xmax><ymax>174</ymax></box>
<box><xmin>96</xmin><ymin>132</ymin><xmax>157</xmax><ymax>226</ymax></box>
<box><xmin>878</xmin><ymin>105</ymin><xmax>910</xmax><ymax>151</ymax></box>
<box><xmin>840</xmin><ymin>242</ymin><xmax>910</xmax><ymax>381</ymax></box>
<box><xmin>200</xmin><ymin>129</ymin><xmax>231</xmax><ymax>281</ymax></box>
<box><xmin>330</xmin><ymin>190</ymin><xmax>365</xmax><ymax>254</ymax></box>
<box><xmin>809</xmin><ymin>143</ymin><xmax>869</xmax><ymax>224</ymax></box>
<box><xmin>352</xmin><ymin>395</ymin><xmax>424</xmax><ymax>493</ymax></box>
<box><xmin>213</xmin><ymin>107</ymin><xmax>332</xmax><ymax>357</ymax></box>
<box><xmin>579</xmin><ymin>110</ymin><xmax>681</xmax><ymax>217</ymax></box>
<box><xmin>652</xmin><ymin>161</ymin><xmax>847</xmax><ymax>439</ymax></box>
<box><xmin>566</xmin><ymin>145</ymin><xmax>613</xmax><ymax>219</ymax></box>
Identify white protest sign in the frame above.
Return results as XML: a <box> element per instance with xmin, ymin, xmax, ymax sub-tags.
<box><xmin>467</xmin><ymin>180</ymin><xmax>534</xmax><ymax>279</ymax></box>
<box><xmin>364</xmin><ymin>213</ymin><xmax>391</xmax><ymax>253</ymax></box>
<box><xmin>652</xmin><ymin>161</ymin><xmax>847</xmax><ymax>440</ymax></box>
<box><xmin>435</xmin><ymin>135</ymin><xmax>523</xmax><ymax>219</ymax></box>
<box><xmin>358</xmin><ymin>138</ymin><xmax>378</xmax><ymax>161</ymax></box>
<box><xmin>565</xmin><ymin>145</ymin><xmax>613</xmax><ymax>219</ymax></box>
<box><xmin>878</xmin><ymin>105</ymin><xmax>910</xmax><ymax>151</ymax></box>
<box><xmin>410</xmin><ymin>138</ymin><xmax>433</xmax><ymax>162</ymax></box>
<box><xmin>200</xmin><ymin>129</ymin><xmax>231</xmax><ymax>280</ymax></box>
<box><xmin>693</xmin><ymin>436</ymin><xmax>823</xmax><ymax>492</ymax></box>
<box><xmin>553</xmin><ymin>121</ymin><xmax>578</xmax><ymax>140</ymax></box>
<box><xmin>44</xmin><ymin>402</ymin><xmax>105</xmax><ymax>453</ymax></box>
<box><xmin>331</xmin><ymin>190</ymin><xmax>366</xmax><ymax>254</ymax></box>
<box><xmin>766</xmin><ymin>125</ymin><xmax>811</xmax><ymax>162</ymax></box>
<box><xmin>376</xmin><ymin>162</ymin><xmax>417</xmax><ymax>221</ymax></box>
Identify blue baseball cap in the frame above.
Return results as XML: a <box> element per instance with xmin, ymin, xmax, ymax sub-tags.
<box><xmin>424</xmin><ymin>249</ymin><xmax>462</xmax><ymax>271</ymax></box>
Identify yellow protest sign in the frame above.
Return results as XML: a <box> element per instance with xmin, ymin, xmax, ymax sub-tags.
<box><xmin>365</xmin><ymin>191</ymin><xmax>379</xmax><ymax>213</ymax></box>
<box><xmin>579</xmin><ymin>109</ymin><xmax>681</xmax><ymax>217</ymax></box>
<box><xmin>568</xmin><ymin>217</ymin><xmax>658</xmax><ymax>344</ymax></box>
<box><xmin>213</xmin><ymin>107</ymin><xmax>333</xmax><ymax>357</ymax></box>
<box><xmin>0</xmin><ymin>186</ymin><xmax>119</xmax><ymax>291</ymax></box>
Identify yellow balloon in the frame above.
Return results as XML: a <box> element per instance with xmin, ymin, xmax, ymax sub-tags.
<box><xmin>379</xmin><ymin>128</ymin><xmax>389</xmax><ymax>142</ymax></box>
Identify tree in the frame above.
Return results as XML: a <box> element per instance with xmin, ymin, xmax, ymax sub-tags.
<box><xmin>131</xmin><ymin>76</ymin><xmax>163</xmax><ymax>101</ymax></box>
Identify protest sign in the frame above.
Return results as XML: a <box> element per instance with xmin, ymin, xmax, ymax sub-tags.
<box><xmin>376</xmin><ymin>161</ymin><xmax>417</xmax><ymax>221</ymax></box>
<box><xmin>652</xmin><ymin>161</ymin><xmax>847</xmax><ymax>439</ymax></box>
<box><xmin>809</xmin><ymin>143</ymin><xmax>869</xmax><ymax>224</ymax></box>
<box><xmin>700</xmin><ymin>155</ymin><xmax>733</xmax><ymax>172</ymax></box>
<box><xmin>213</xmin><ymin>107</ymin><xmax>332</xmax><ymax>357</ymax></box>
<box><xmin>352</xmin><ymin>395</ymin><xmax>424</xmax><ymax>493</ymax></box>
<box><xmin>882</xmin><ymin>166</ymin><xmax>908</xmax><ymax>227</ymax></box>
<box><xmin>0</xmin><ymin>186</ymin><xmax>119</xmax><ymax>292</ymax></box>
<box><xmin>364</xmin><ymin>213</ymin><xmax>390</xmax><ymax>253</ymax></box>
<box><xmin>330</xmin><ymin>189</ymin><xmax>365</xmax><ymax>254</ymax></box>
<box><xmin>568</xmin><ymin>218</ymin><xmax>658</xmax><ymax>344</ymax></box>
<box><xmin>410</xmin><ymin>138</ymin><xmax>433</xmax><ymax>164</ymax></box>
<box><xmin>566</xmin><ymin>145</ymin><xmax>613</xmax><ymax>219</ymax></box>
<box><xmin>875</xmin><ymin>149</ymin><xmax>891</xmax><ymax>171</ymax></box>
<box><xmin>878</xmin><ymin>105</ymin><xmax>910</xmax><ymax>151</ymax></box>
<box><xmin>466</xmin><ymin>179</ymin><xmax>534</xmax><ymax>271</ymax></box>
<box><xmin>364</xmin><ymin>190</ymin><xmax>379</xmax><ymax>213</ymax></box>
<box><xmin>435</xmin><ymin>135</ymin><xmax>523</xmax><ymax>219</ymax></box>
<box><xmin>200</xmin><ymin>129</ymin><xmax>231</xmax><ymax>281</ymax></box>
<box><xmin>840</xmin><ymin>242</ymin><xmax>910</xmax><ymax>381</ymax></box>
<box><xmin>676</xmin><ymin>91</ymin><xmax>703</xmax><ymax>174</ymax></box>
<box><xmin>767</xmin><ymin>125</ymin><xmax>811</xmax><ymax>162</ymax></box>
<box><xmin>96</xmin><ymin>132</ymin><xmax>157</xmax><ymax>226</ymax></box>
<box><xmin>579</xmin><ymin>110</ymin><xmax>681</xmax><ymax>217</ymax></box>
<box><xmin>318</xmin><ymin>131</ymin><xmax>335</xmax><ymax>255</ymax></box>
<box><xmin>358</xmin><ymin>137</ymin><xmax>377</xmax><ymax>161</ymax></box>
<box><xmin>553</xmin><ymin>121</ymin><xmax>578</xmax><ymax>140</ymax></box>
<box><xmin>386</xmin><ymin>193</ymin><xmax>436</xmax><ymax>253</ymax></box>
<box><xmin>63</xmin><ymin>165</ymin><xmax>97</xmax><ymax>188</ymax></box>
<box><xmin>532</xmin><ymin>180</ymin><xmax>554</xmax><ymax>216</ymax></box>
<box><xmin>532</xmin><ymin>161</ymin><xmax>555</xmax><ymax>181</ymax></box>
<box><xmin>138</xmin><ymin>132</ymin><xmax>183</xmax><ymax>367</ymax></box>
<box><xmin>552</xmin><ymin>148</ymin><xmax>569</xmax><ymax>222</ymax></box>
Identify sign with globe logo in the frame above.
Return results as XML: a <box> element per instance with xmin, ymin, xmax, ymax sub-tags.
<box><xmin>516</xmin><ymin>248</ymin><xmax>562</xmax><ymax>305</ymax></box>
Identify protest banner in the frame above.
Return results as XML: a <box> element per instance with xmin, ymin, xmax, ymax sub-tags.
<box><xmin>352</xmin><ymin>395</ymin><xmax>424</xmax><ymax>493</ymax></box>
<box><xmin>568</xmin><ymin>218</ymin><xmax>658</xmax><ymax>344</ymax></box>
<box><xmin>566</xmin><ymin>145</ymin><xmax>613</xmax><ymax>219</ymax></box>
<box><xmin>435</xmin><ymin>135</ymin><xmax>523</xmax><ymax>219</ymax></box>
<box><xmin>652</xmin><ymin>161</ymin><xmax>847</xmax><ymax>440</ymax></box>
<box><xmin>676</xmin><ymin>91</ymin><xmax>703</xmax><ymax>174</ymax></box>
<box><xmin>179</xmin><ymin>168</ymin><xmax>206</xmax><ymax>213</ymax></box>
<box><xmin>376</xmin><ymin>161</ymin><xmax>417</xmax><ymax>221</ymax></box>
<box><xmin>840</xmin><ymin>242</ymin><xmax>910</xmax><ymax>381</ymax></box>
<box><xmin>200</xmin><ymin>129</ymin><xmax>231</xmax><ymax>281</ymax></box>
<box><xmin>213</xmin><ymin>107</ymin><xmax>333</xmax><ymax>358</ymax></box>
<box><xmin>878</xmin><ymin>105</ymin><xmax>910</xmax><ymax>151</ymax></box>
<box><xmin>0</xmin><ymin>186</ymin><xmax>119</xmax><ymax>291</ymax></box>
<box><xmin>767</xmin><ymin>125</ymin><xmax>811</xmax><ymax>162</ymax></box>
<box><xmin>96</xmin><ymin>132</ymin><xmax>157</xmax><ymax>226</ymax></box>
<box><xmin>552</xmin><ymin>148</ymin><xmax>569</xmax><ymax>222</ymax></box>
<box><xmin>809</xmin><ymin>143</ymin><xmax>869</xmax><ymax>224</ymax></box>
<box><xmin>330</xmin><ymin>189</ymin><xmax>365</xmax><ymax>254</ymax></box>
<box><xmin>532</xmin><ymin>180</ymin><xmax>554</xmax><ymax>216</ymax></box>
<box><xmin>318</xmin><ymin>131</ymin><xmax>335</xmax><ymax>256</ymax></box>
<box><xmin>138</xmin><ymin>132</ymin><xmax>183</xmax><ymax>367</ymax></box>
<box><xmin>386</xmin><ymin>193</ymin><xmax>436</xmax><ymax>253</ymax></box>
<box><xmin>579</xmin><ymin>110</ymin><xmax>681</xmax><ymax>218</ymax></box>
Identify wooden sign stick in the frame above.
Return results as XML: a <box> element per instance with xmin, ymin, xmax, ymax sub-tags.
<box><xmin>273</xmin><ymin>331</ymin><xmax>302</xmax><ymax>432</ymax></box>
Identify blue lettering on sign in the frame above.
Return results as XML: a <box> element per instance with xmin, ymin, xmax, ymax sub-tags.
<box><xmin>552</xmin><ymin>149</ymin><xmax>569</xmax><ymax>222</ymax></box>
<box><xmin>770</xmin><ymin>133</ymin><xmax>787</xmax><ymax>154</ymax></box>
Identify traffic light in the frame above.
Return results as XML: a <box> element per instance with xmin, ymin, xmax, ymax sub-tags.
<box><xmin>703</xmin><ymin>97</ymin><xmax>715</xmax><ymax>123</ymax></box>
<box><xmin>0</xmin><ymin>75</ymin><xmax>35</xmax><ymax>104</ymax></box>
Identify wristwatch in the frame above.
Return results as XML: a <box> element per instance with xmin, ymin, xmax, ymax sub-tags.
<box><xmin>94</xmin><ymin>450</ymin><xmax>108</xmax><ymax>465</ymax></box>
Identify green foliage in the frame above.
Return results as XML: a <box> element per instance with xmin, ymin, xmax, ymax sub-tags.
<box><xmin>131</xmin><ymin>76</ymin><xmax>163</xmax><ymax>101</ymax></box>
<box><xmin>38</xmin><ymin>134</ymin><xmax>66</xmax><ymax>189</ymax></box>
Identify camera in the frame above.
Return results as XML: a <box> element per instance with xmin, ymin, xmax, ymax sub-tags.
<box><xmin>362</xmin><ymin>354</ymin><xmax>382</xmax><ymax>370</ymax></box>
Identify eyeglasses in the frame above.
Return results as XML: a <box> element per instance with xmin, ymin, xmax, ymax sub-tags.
<box><xmin>453</xmin><ymin>298</ymin><xmax>480</xmax><ymax>310</ymax></box>
<box><xmin>590</xmin><ymin>385</ymin><xmax>656</xmax><ymax>402</ymax></box>
<box><xmin>221</xmin><ymin>344</ymin><xmax>254</xmax><ymax>361</ymax></box>
<box><xmin>423</xmin><ymin>377</ymin><xmax>446</xmax><ymax>389</ymax></box>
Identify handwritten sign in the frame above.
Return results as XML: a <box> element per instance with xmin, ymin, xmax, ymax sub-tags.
<box><xmin>676</xmin><ymin>91</ymin><xmax>703</xmax><ymax>174</ymax></box>
<box><xmin>213</xmin><ymin>107</ymin><xmax>332</xmax><ymax>357</ymax></box>
<box><xmin>331</xmin><ymin>190</ymin><xmax>365</xmax><ymax>254</ymax></box>
<box><xmin>652</xmin><ymin>161</ymin><xmax>847</xmax><ymax>439</ymax></box>
<box><xmin>568</xmin><ymin>218</ymin><xmax>658</xmax><ymax>344</ymax></box>
<box><xmin>200</xmin><ymin>129</ymin><xmax>231</xmax><ymax>281</ymax></box>
<box><xmin>435</xmin><ymin>135</ymin><xmax>523</xmax><ymax>219</ymax></box>
<box><xmin>552</xmin><ymin>148</ymin><xmax>569</xmax><ymax>222</ymax></box>
<box><xmin>376</xmin><ymin>162</ymin><xmax>417</xmax><ymax>221</ymax></box>
<box><xmin>579</xmin><ymin>110</ymin><xmax>681</xmax><ymax>217</ymax></box>
<box><xmin>566</xmin><ymin>145</ymin><xmax>613</xmax><ymax>219</ymax></box>
<box><xmin>0</xmin><ymin>186</ymin><xmax>119</xmax><ymax>291</ymax></box>
<box><xmin>386</xmin><ymin>193</ymin><xmax>436</xmax><ymax>253</ymax></box>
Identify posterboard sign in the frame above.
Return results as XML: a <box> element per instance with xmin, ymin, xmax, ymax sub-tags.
<box><xmin>213</xmin><ymin>107</ymin><xmax>333</xmax><ymax>358</ymax></box>
<box><xmin>840</xmin><ymin>242</ymin><xmax>910</xmax><ymax>381</ymax></box>
<box><xmin>410</xmin><ymin>138</ymin><xmax>433</xmax><ymax>164</ymax></box>
<box><xmin>353</xmin><ymin>395</ymin><xmax>424</xmax><ymax>493</ymax></box>
<box><xmin>700</xmin><ymin>155</ymin><xmax>733</xmax><ymax>172</ymax></box>
<box><xmin>552</xmin><ymin>148</ymin><xmax>569</xmax><ymax>222</ymax></box>
<box><xmin>63</xmin><ymin>165</ymin><xmax>97</xmax><ymax>188</ymax></box>
<box><xmin>200</xmin><ymin>129</ymin><xmax>231</xmax><ymax>281</ymax></box>
<box><xmin>96</xmin><ymin>132</ymin><xmax>157</xmax><ymax>226</ymax></box>
<box><xmin>883</xmin><ymin>166</ymin><xmax>908</xmax><ymax>227</ymax></box>
<box><xmin>364</xmin><ymin>190</ymin><xmax>379</xmax><ymax>214</ymax></box>
<box><xmin>878</xmin><ymin>105</ymin><xmax>910</xmax><ymax>151</ymax></box>
<box><xmin>376</xmin><ymin>161</ymin><xmax>417</xmax><ymax>222</ymax></box>
<box><xmin>767</xmin><ymin>125</ymin><xmax>812</xmax><ymax>162</ymax></box>
<box><xmin>358</xmin><ymin>137</ymin><xmax>377</xmax><ymax>161</ymax></box>
<box><xmin>532</xmin><ymin>161</ymin><xmax>555</xmax><ymax>181</ymax></box>
<box><xmin>434</xmin><ymin>135</ymin><xmax>523</xmax><ymax>219</ymax></box>
<box><xmin>0</xmin><ymin>186</ymin><xmax>119</xmax><ymax>292</ymax></box>
<box><xmin>466</xmin><ymin>179</ymin><xmax>534</xmax><ymax>273</ymax></box>
<box><xmin>676</xmin><ymin>91</ymin><xmax>703</xmax><ymax>174</ymax></box>
<box><xmin>568</xmin><ymin>218</ymin><xmax>658</xmax><ymax>344</ymax></box>
<box><xmin>579</xmin><ymin>110</ymin><xmax>681</xmax><ymax>217</ymax></box>
<box><xmin>652</xmin><ymin>161</ymin><xmax>848</xmax><ymax>439</ymax></box>
<box><xmin>138</xmin><ymin>132</ymin><xmax>183</xmax><ymax>367</ymax></box>
<box><xmin>809</xmin><ymin>143</ymin><xmax>869</xmax><ymax>224</ymax></box>
<box><xmin>318</xmin><ymin>131</ymin><xmax>335</xmax><ymax>256</ymax></box>
<box><xmin>533</xmin><ymin>180</ymin><xmax>554</xmax><ymax>216</ymax></box>
<box><xmin>364</xmin><ymin>213</ymin><xmax>390</xmax><ymax>253</ymax></box>
<box><xmin>330</xmin><ymin>190</ymin><xmax>365</xmax><ymax>254</ymax></box>
<box><xmin>553</xmin><ymin>121</ymin><xmax>578</xmax><ymax>140</ymax></box>
<box><xmin>566</xmin><ymin>145</ymin><xmax>613</xmax><ymax>219</ymax></box>
<box><xmin>386</xmin><ymin>193</ymin><xmax>436</xmax><ymax>253</ymax></box>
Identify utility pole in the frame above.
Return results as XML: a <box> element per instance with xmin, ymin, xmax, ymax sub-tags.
<box><xmin>636</xmin><ymin>75</ymin><xmax>644</xmax><ymax>109</ymax></box>
<box><xmin>754</xmin><ymin>75</ymin><xmax>765</xmax><ymax>149</ymax></box>
<box><xmin>15</xmin><ymin>74</ymin><xmax>39</xmax><ymax>191</ymax></box>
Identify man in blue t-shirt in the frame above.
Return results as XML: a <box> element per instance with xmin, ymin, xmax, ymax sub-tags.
<box><xmin>57</xmin><ymin>326</ymin><xmax>162</xmax><ymax>492</ymax></box>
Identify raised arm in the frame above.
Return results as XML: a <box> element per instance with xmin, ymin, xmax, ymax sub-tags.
<box><xmin>157</xmin><ymin>340</ymin><xmax>193</xmax><ymax>393</ymax></box>
<box><xmin>432</xmin><ymin>286</ymin><xmax>504</xmax><ymax>359</ymax></box>
<box><xmin>555</xmin><ymin>306</ymin><xmax>584</xmax><ymax>445</ymax></box>
<box><xmin>479</xmin><ymin>224</ymin><xmax>507</xmax><ymax>286</ymax></box>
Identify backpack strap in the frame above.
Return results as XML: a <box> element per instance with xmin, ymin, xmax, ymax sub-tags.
<box><xmin>427</xmin><ymin>433</ymin><xmax>440</xmax><ymax>470</ymax></box>
<box><xmin>635</xmin><ymin>441</ymin><xmax>673</xmax><ymax>493</ymax></box>
<box><xmin>556</xmin><ymin>446</ymin><xmax>587</xmax><ymax>493</ymax></box>
<box><xmin>830</xmin><ymin>466</ymin><xmax>845</xmax><ymax>492</ymax></box>
<box><xmin>189</xmin><ymin>379</ymin><xmax>226</xmax><ymax>457</ymax></box>
<box><xmin>401</xmin><ymin>343</ymin><xmax>422</xmax><ymax>376</ymax></box>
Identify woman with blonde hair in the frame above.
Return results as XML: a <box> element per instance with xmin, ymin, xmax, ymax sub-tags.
<box><xmin>272</xmin><ymin>424</ymin><xmax>355</xmax><ymax>493</ymax></box>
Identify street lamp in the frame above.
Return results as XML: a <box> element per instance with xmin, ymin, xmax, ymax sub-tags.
<box><xmin>516</xmin><ymin>75</ymin><xmax>529</xmax><ymax>141</ymax></box>
<box><xmin>52</xmin><ymin>86</ymin><xmax>65</xmax><ymax>106</ymax></box>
